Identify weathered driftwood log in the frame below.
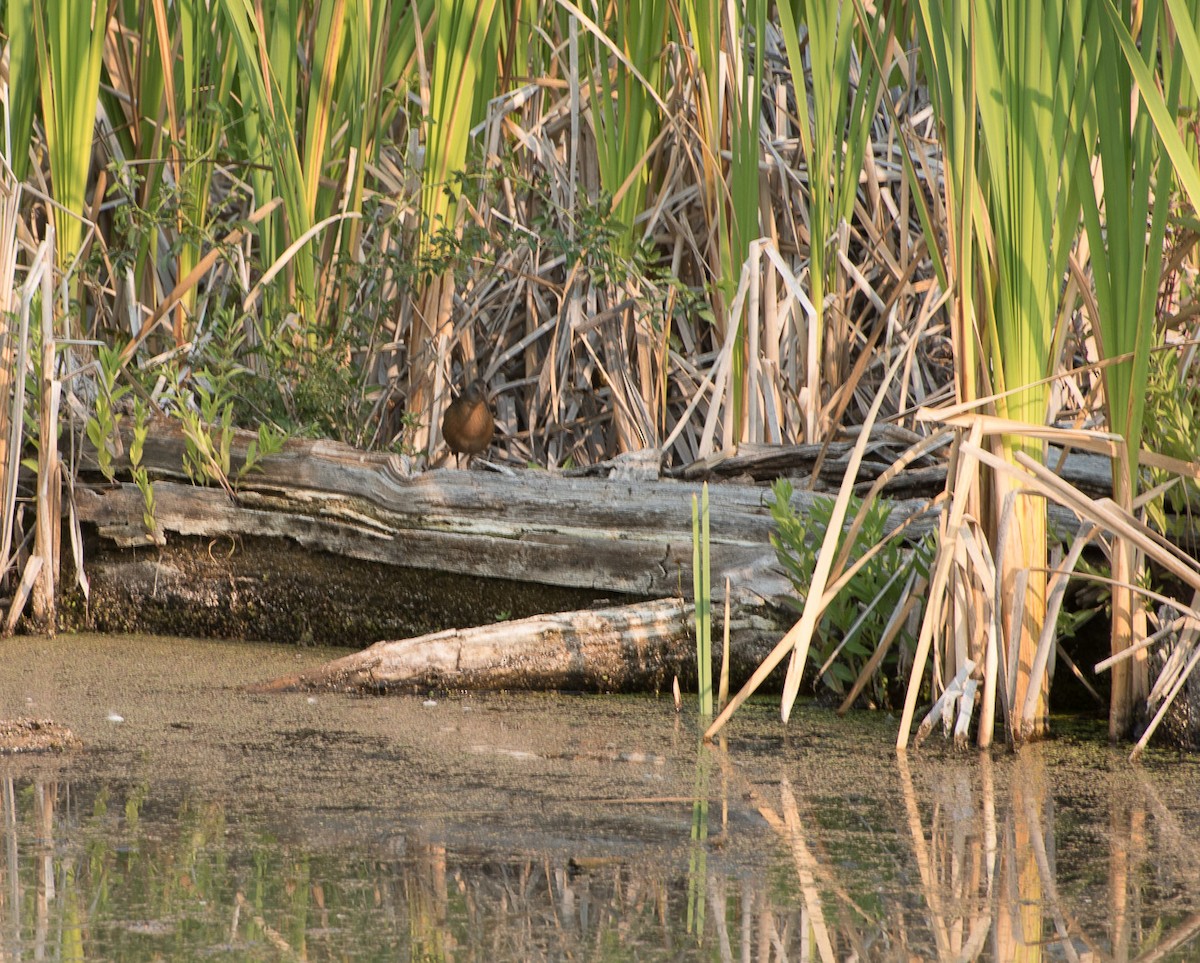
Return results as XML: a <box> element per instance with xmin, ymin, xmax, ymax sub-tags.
<box><xmin>250</xmin><ymin>596</ymin><xmax>787</xmax><ymax>693</ymax></box>
<box><xmin>667</xmin><ymin>435</ymin><xmax>1119</xmax><ymax>499</ymax></box>
<box><xmin>75</xmin><ymin>419</ymin><xmax>940</xmax><ymax>596</ymax></box>
<box><xmin>69</xmin><ymin>419</ymin><xmax>1109</xmax><ymax>693</ymax></box>
<box><xmin>67</xmin><ymin>422</ymin><xmax>830</xmax><ymax>687</ymax></box>
<box><xmin>252</xmin><ymin>598</ymin><xmax>696</xmax><ymax>693</ymax></box>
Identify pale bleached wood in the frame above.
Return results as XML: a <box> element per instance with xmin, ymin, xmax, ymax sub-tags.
<box><xmin>75</xmin><ymin>419</ymin><xmax>936</xmax><ymax>603</ymax></box>
<box><xmin>251</xmin><ymin>598</ymin><xmax>695</xmax><ymax>693</ymax></box>
<box><xmin>71</xmin><ymin>421</ymin><xmax>1115</xmax><ymax>696</ymax></box>
<box><xmin>75</xmin><ymin>420</ymin><xmax>1105</xmax><ymax>619</ymax></box>
<box><xmin>674</xmin><ymin>436</ymin><xmax>1118</xmax><ymax>498</ymax></box>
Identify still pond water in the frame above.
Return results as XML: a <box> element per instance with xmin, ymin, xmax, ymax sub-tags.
<box><xmin>0</xmin><ymin>634</ymin><xmax>1197</xmax><ymax>961</ymax></box>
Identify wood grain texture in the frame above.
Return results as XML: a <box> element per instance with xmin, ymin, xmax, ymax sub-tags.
<box><xmin>76</xmin><ymin>421</ymin><xmax>943</xmax><ymax>603</ymax></box>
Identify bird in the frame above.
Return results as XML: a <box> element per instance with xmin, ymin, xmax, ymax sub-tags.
<box><xmin>441</xmin><ymin>379</ymin><xmax>494</xmax><ymax>466</ymax></box>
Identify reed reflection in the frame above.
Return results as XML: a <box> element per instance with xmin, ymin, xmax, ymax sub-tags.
<box><xmin>753</xmin><ymin>746</ymin><xmax>1200</xmax><ymax>962</ymax></box>
<box><xmin>0</xmin><ymin>747</ymin><xmax>1197</xmax><ymax>961</ymax></box>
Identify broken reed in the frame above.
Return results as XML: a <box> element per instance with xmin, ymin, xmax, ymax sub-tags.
<box><xmin>692</xmin><ymin>483</ymin><xmax>712</xmax><ymax>717</ymax></box>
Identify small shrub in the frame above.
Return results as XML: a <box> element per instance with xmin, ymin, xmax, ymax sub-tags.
<box><xmin>769</xmin><ymin>479</ymin><xmax>932</xmax><ymax>708</ymax></box>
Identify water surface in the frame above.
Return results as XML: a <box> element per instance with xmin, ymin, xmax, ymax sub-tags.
<box><xmin>0</xmin><ymin>633</ymin><xmax>1197</xmax><ymax>960</ymax></box>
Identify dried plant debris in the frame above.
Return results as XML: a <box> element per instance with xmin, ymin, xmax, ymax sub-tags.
<box><xmin>0</xmin><ymin>719</ymin><xmax>80</xmax><ymax>754</ymax></box>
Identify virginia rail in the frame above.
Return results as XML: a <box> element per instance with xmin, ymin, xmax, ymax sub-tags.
<box><xmin>441</xmin><ymin>380</ymin><xmax>494</xmax><ymax>465</ymax></box>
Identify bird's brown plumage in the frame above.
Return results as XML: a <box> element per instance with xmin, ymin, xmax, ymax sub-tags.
<box><xmin>441</xmin><ymin>380</ymin><xmax>494</xmax><ymax>458</ymax></box>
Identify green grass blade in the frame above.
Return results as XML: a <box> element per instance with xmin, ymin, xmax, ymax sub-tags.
<box><xmin>4</xmin><ymin>0</ymin><xmax>38</xmax><ymax>182</ymax></box>
<box><xmin>32</xmin><ymin>0</ymin><xmax>109</xmax><ymax>268</ymax></box>
<box><xmin>1102</xmin><ymin>0</ymin><xmax>1200</xmax><ymax>215</ymax></box>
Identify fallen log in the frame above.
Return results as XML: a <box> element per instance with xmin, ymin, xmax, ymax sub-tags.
<box><xmin>250</xmin><ymin>596</ymin><xmax>786</xmax><ymax>693</ymax></box>
<box><xmin>667</xmin><ymin>434</ymin><xmax>1119</xmax><ymax>499</ymax></box>
<box><xmin>74</xmin><ymin>419</ymin><xmax>938</xmax><ymax>609</ymax></box>
<box><xmin>252</xmin><ymin>598</ymin><xmax>691</xmax><ymax>693</ymax></box>
<box><xmin>57</xmin><ymin>406</ymin><xmax>1200</xmax><ymax>712</ymax></box>
<box><xmin>67</xmin><ymin>420</ymin><xmax>1106</xmax><ymax>692</ymax></box>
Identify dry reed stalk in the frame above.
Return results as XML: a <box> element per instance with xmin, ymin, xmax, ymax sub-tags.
<box><xmin>704</xmin><ymin>346</ymin><xmax>910</xmax><ymax>740</ymax></box>
<box><xmin>778</xmin><ymin>778</ymin><xmax>838</xmax><ymax>963</ymax></box>
<box><xmin>813</xmin><ymin>561</ymin><xmax>907</xmax><ymax>680</ymax></box>
<box><xmin>0</xmin><ymin>167</ymin><xmax>24</xmax><ymax>585</ymax></box>
<box><xmin>896</xmin><ymin>418</ymin><xmax>984</xmax><ymax>749</ymax></box>
<box><xmin>1135</xmin><ymin>599</ymin><xmax>1200</xmax><ymax>759</ymax></box>
<box><xmin>0</xmin><ymin>171</ymin><xmax>19</xmax><ymax>458</ymax></box>
<box><xmin>914</xmin><ymin>658</ymin><xmax>976</xmax><ymax>747</ymax></box>
<box><xmin>892</xmin><ymin>407</ymin><xmax>1198</xmax><ymax>745</ymax></box>
<box><xmin>0</xmin><ymin>280</ymin><xmax>32</xmax><ymax>541</ymax></box>
<box><xmin>3</xmin><ymin>557</ymin><xmax>42</xmax><ymax>636</ymax></box>
<box><xmin>32</xmin><ymin>230</ymin><xmax>60</xmax><ymax>628</ymax></box>
<box><xmin>956</xmin><ymin>522</ymin><xmax>1000</xmax><ymax>747</ymax></box>
<box><xmin>837</xmin><ymin>572</ymin><xmax>924</xmax><ymax>714</ymax></box>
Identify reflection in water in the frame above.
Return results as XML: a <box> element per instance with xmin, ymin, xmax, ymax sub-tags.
<box><xmin>687</xmin><ymin>738</ymin><xmax>713</xmax><ymax>941</ymax></box>
<box><xmin>0</xmin><ymin>746</ymin><xmax>1199</xmax><ymax>960</ymax></box>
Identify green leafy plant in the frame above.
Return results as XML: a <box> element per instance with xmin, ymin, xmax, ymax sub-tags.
<box><xmin>534</xmin><ymin>189</ymin><xmax>653</xmax><ymax>289</ymax></box>
<box><xmin>241</xmin><ymin>422</ymin><xmax>286</xmax><ymax>478</ymax></box>
<box><xmin>176</xmin><ymin>370</ymin><xmax>286</xmax><ymax>491</ymax></box>
<box><xmin>179</xmin><ymin>375</ymin><xmax>234</xmax><ymax>489</ymax></box>
<box><xmin>769</xmin><ymin>479</ymin><xmax>930</xmax><ymax>707</ymax></box>
<box><xmin>85</xmin><ymin>345</ymin><xmax>129</xmax><ymax>483</ymax></box>
<box><xmin>129</xmin><ymin>400</ymin><xmax>159</xmax><ymax>540</ymax></box>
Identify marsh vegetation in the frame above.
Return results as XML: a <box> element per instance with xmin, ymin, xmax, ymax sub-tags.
<box><xmin>1</xmin><ymin>0</ymin><xmax>1199</xmax><ymax>749</ymax></box>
